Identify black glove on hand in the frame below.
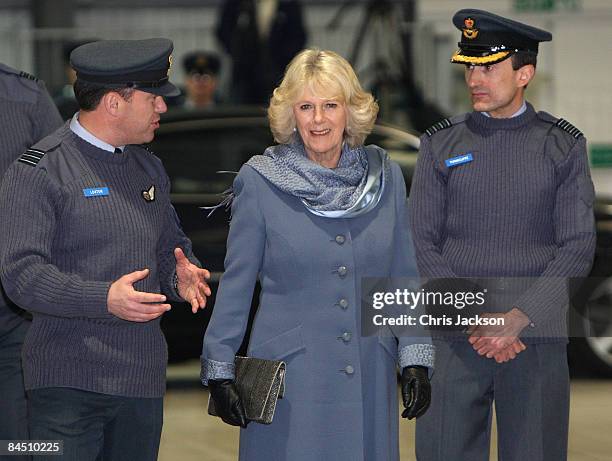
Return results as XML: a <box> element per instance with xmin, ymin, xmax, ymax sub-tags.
<box><xmin>208</xmin><ymin>379</ymin><xmax>248</xmax><ymax>428</ymax></box>
<box><xmin>401</xmin><ymin>366</ymin><xmax>431</xmax><ymax>420</ymax></box>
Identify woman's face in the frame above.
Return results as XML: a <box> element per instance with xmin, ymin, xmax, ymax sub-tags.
<box><xmin>293</xmin><ymin>86</ymin><xmax>347</xmax><ymax>167</ymax></box>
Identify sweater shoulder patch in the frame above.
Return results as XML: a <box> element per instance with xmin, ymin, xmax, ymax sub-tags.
<box><xmin>131</xmin><ymin>144</ymin><xmax>165</xmax><ymax>179</ymax></box>
<box><xmin>18</xmin><ymin>135</ymin><xmax>63</xmax><ymax>167</ymax></box>
<box><xmin>555</xmin><ymin>118</ymin><xmax>583</xmax><ymax>139</ymax></box>
<box><xmin>18</xmin><ymin>70</ymin><xmax>39</xmax><ymax>82</ymax></box>
<box><xmin>424</xmin><ymin>114</ymin><xmax>468</xmax><ymax>137</ymax></box>
<box><xmin>537</xmin><ymin>111</ymin><xmax>583</xmax><ymax>139</ymax></box>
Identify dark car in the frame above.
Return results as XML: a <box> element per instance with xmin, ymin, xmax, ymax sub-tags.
<box><xmin>151</xmin><ymin>107</ymin><xmax>612</xmax><ymax>376</ymax></box>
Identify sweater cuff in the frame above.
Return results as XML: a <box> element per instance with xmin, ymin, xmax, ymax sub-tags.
<box><xmin>514</xmin><ymin>277</ymin><xmax>568</xmax><ymax>329</ymax></box>
<box><xmin>160</xmin><ymin>268</ymin><xmax>182</xmax><ymax>303</ymax></box>
<box><xmin>200</xmin><ymin>358</ymin><xmax>235</xmax><ymax>386</ymax></box>
<box><xmin>81</xmin><ymin>280</ymin><xmax>112</xmax><ymax>318</ymax></box>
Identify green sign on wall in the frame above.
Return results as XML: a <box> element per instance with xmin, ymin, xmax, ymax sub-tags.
<box><xmin>514</xmin><ymin>0</ymin><xmax>581</xmax><ymax>11</ymax></box>
<box><xmin>590</xmin><ymin>145</ymin><xmax>612</xmax><ymax>168</ymax></box>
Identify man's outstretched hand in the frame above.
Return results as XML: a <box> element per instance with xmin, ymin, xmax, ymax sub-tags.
<box><xmin>174</xmin><ymin>247</ymin><xmax>211</xmax><ymax>313</ymax></box>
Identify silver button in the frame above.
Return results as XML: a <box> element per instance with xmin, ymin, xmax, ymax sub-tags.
<box><xmin>340</xmin><ymin>332</ymin><xmax>352</xmax><ymax>342</ymax></box>
<box><xmin>344</xmin><ymin>365</ymin><xmax>354</xmax><ymax>375</ymax></box>
<box><xmin>338</xmin><ymin>298</ymin><xmax>348</xmax><ymax>309</ymax></box>
<box><xmin>337</xmin><ymin>266</ymin><xmax>347</xmax><ymax>277</ymax></box>
<box><xmin>335</xmin><ymin>235</ymin><xmax>346</xmax><ymax>245</ymax></box>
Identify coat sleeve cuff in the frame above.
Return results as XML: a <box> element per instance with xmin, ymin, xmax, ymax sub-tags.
<box><xmin>200</xmin><ymin>357</ymin><xmax>235</xmax><ymax>386</ymax></box>
<box><xmin>399</xmin><ymin>343</ymin><xmax>435</xmax><ymax>371</ymax></box>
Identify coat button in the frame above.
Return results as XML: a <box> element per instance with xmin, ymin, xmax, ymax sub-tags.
<box><xmin>337</xmin><ymin>266</ymin><xmax>347</xmax><ymax>277</ymax></box>
<box><xmin>340</xmin><ymin>332</ymin><xmax>352</xmax><ymax>342</ymax></box>
<box><xmin>344</xmin><ymin>365</ymin><xmax>355</xmax><ymax>375</ymax></box>
<box><xmin>335</xmin><ymin>235</ymin><xmax>346</xmax><ymax>245</ymax></box>
<box><xmin>338</xmin><ymin>298</ymin><xmax>348</xmax><ymax>309</ymax></box>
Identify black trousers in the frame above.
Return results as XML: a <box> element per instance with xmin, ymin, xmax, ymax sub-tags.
<box><xmin>28</xmin><ymin>387</ymin><xmax>163</xmax><ymax>461</ymax></box>
<box><xmin>0</xmin><ymin>322</ymin><xmax>29</xmax><ymax>461</ymax></box>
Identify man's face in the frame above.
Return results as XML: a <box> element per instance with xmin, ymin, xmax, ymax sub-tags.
<box><xmin>119</xmin><ymin>90</ymin><xmax>167</xmax><ymax>144</ymax></box>
<box><xmin>185</xmin><ymin>72</ymin><xmax>217</xmax><ymax>107</ymax></box>
<box><xmin>464</xmin><ymin>58</ymin><xmax>532</xmax><ymax>118</ymax></box>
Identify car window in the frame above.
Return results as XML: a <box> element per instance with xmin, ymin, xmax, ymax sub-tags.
<box><xmin>151</xmin><ymin>117</ymin><xmax>419</xmax><ymax>195</ymax></box>
<box><xmin>151</xmin><ymin>121</ymin><xmax>274</xmax><ymax>194</ymax></box>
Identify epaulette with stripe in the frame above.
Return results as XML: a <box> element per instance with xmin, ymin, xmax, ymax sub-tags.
<box><xmin>18</xmin><ymin>71</ymin><xmax>39</xmax><ymax>82</ymax></box>
<box><xmin>425</xmin><ymin>118</ymin><xmax>453</xmax><ymax>137</ymax></box>
<box><xmin>424</xmin><ymin>114</ymin><xmax>467</xmax><ymax>137</ymax></box>
<box><xmin>18</xmin><ymin>148</ymin><xmax>47</xmax><ymax>167</ymax></box>
<box><xmin>555</xmin><ymin>118</ymin><xmax>583</xmax><ymax>139</ymax></box>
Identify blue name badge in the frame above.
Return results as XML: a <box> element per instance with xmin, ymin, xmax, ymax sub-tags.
<box><xmin>445</xmin><ymin>153</ymin><xmax>473</xmax><ymax>168</ymax></box>
<box><xmin>83</xmin><ymin>187</ymin><xmax>109</xmax><ymax>197</ymax></box>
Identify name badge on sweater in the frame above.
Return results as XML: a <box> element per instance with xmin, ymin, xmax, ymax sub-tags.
<box><xmin>445</xmin><ymin>153</ymin><xmax>473</xmax><ymax>168</ymax></box>
<box><xmin>83</xmin><ymin>187</ymin><xmax>109</xmax><ymax>197</ymax></box>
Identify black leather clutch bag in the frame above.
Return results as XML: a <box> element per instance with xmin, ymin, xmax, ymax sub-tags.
<box><xmin>208</xmin><ymin>356</ymin><xmax>286</xmax><ymax>425</ymax></box>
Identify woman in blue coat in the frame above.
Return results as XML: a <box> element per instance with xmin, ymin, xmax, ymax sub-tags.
<box><xmin>201</xmin><ymin>48</ymin><xmax>434</xmax><ymax>460</ymax></box>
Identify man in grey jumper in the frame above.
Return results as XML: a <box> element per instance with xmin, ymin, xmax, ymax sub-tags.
<box><xmin>410</xmin><ymin>10</ymin><xmax>595</xmax><ymax>461</ymax></box>
<box><xmin>0</xmin><ymin>39</ymin><xmax>210</xmax><ymax>461</ymax></box>
<box><xmin>0</xmin><ymin>64</ymin><xmax>62</xmax><ymax>454</ymax></box>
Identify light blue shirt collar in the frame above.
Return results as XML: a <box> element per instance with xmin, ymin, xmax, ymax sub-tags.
<box><xmin>483</xmin><ymin>100</ymin><xmax>527</xmax><ymax>118</ymax></box>
<box><xmin>70</xmin><ymin>113</ymin><xmax>125</xmax><ymax>153</ymax></box>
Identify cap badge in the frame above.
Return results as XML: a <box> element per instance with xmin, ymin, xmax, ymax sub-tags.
<box><xmin>463</xmin><ymin>17</ymin><xmax>479</xmax><ymax>39</ymax></box>
<box><xmin>167</xmin><ymin>55</ymin><xmax>174</xmax><ymax>76</ymax></box>
<box><xmin>142</xmin><ymin>185</ymin><xmax>155</xmax><ymax>202</ymax></box>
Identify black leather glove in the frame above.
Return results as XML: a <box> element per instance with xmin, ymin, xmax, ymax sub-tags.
<box><xmin>208</xmin><ymin>379</ymin><xmax>248</xmax><ymax>428</ymax></box>
<box><xmin>401</xmin><ymin>366</ymin><xmax>431</xmax><ymax>420</ymax></box>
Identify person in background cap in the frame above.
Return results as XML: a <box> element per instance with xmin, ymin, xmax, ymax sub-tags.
<box><xmin>53</xmin><ymin>38</ymin><xmax>98</xmax><ymax>120</ymax></box>
<box><xmin>181</xmin><ymin>51</ymin><xmax>221</xmax><ymax>109</ymax></box>
<box><xmin>0</xmin><ymin>38</ymin><xmax>211</xmax><ymax>461</ymax></box>
<box><xmin>0</xmin><ymin>63</ymin><xmax>62</xmax><ymax>457</ymax></box>
<box><xmin>409</xmin><ymin>9</ymin><xmax>594</xmax><ymax>460</ymax></box>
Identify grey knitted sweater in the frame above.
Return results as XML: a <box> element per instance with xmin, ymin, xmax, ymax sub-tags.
<box><xmin>0</xmin><ymin>64</ymin><xmax>62</xmax><ymax>337</ymax></box>
<box><xmin>409</xmin><ymin>103</ymin><xmax>596</xmax><ymax>342</ymax></box>
<box><xmin>0</xmin><ymin>123</ymin><xmax>195</xmax><ymax>397</ymax></box>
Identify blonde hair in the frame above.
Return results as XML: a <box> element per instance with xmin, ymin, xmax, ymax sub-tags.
<box><xmin>268</xmin><ymin>48</ymin><xmax>379</xmax><ymax>148</ymax></box>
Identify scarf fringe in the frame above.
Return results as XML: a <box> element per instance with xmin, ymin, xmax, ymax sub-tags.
<box><xmin>200</xmin><ymin>171</ymin><xmax>238</xmax><ymax>219</ymax></box>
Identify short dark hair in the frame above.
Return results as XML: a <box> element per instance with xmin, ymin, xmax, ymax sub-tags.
<box><xmin>511</xmin><ymin>51</ymin><xmax>537</xmax><ymax>70</ymax></box>
<box><xmin>74</xmin><ymin>79</ymin><xmax>135</xmax><ymax>111</ymax></box>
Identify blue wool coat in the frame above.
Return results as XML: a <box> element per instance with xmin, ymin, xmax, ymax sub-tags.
<box><xmin>202</xmin><ymin>158</ymin><xmax>432</xmax><ymax>460</ymax></box>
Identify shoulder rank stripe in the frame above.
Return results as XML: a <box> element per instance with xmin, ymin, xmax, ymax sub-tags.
<box><xmin>26</xmin><ymin>148</ymin><xmax>46</xmax><ymax>155</ymax></box>
<box><xmin>18</xmin><ymin>71</ymin><xmax>39</xmax><ymax>82</ymax></box>
<box><xmin>555</xmin><ymin>118</ymin><xmax>583</xmax><ymax>139</ymax></box>
<box><xmin>18</xmin><ymin>157</ymin><xmax>38</xmax><ymax>167</ymax></box>
<box><xmin>425</xmin><ymin>118</ymin><xmax>453</xmax><ymax>137</ymax></box>
<box><xmin>24</xmin><ymin>149</ymin><xmax>44</xmax><ymax>158</ymax></box>
<box><xmin>18</xmin><ymin>148</ymin><xmax>46</xmax><ymax>167</ymax></box>
<box><xmin>20</xmin><ymin>153</ymin><xmax>43</xmax><ymax>162</ymax></box>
